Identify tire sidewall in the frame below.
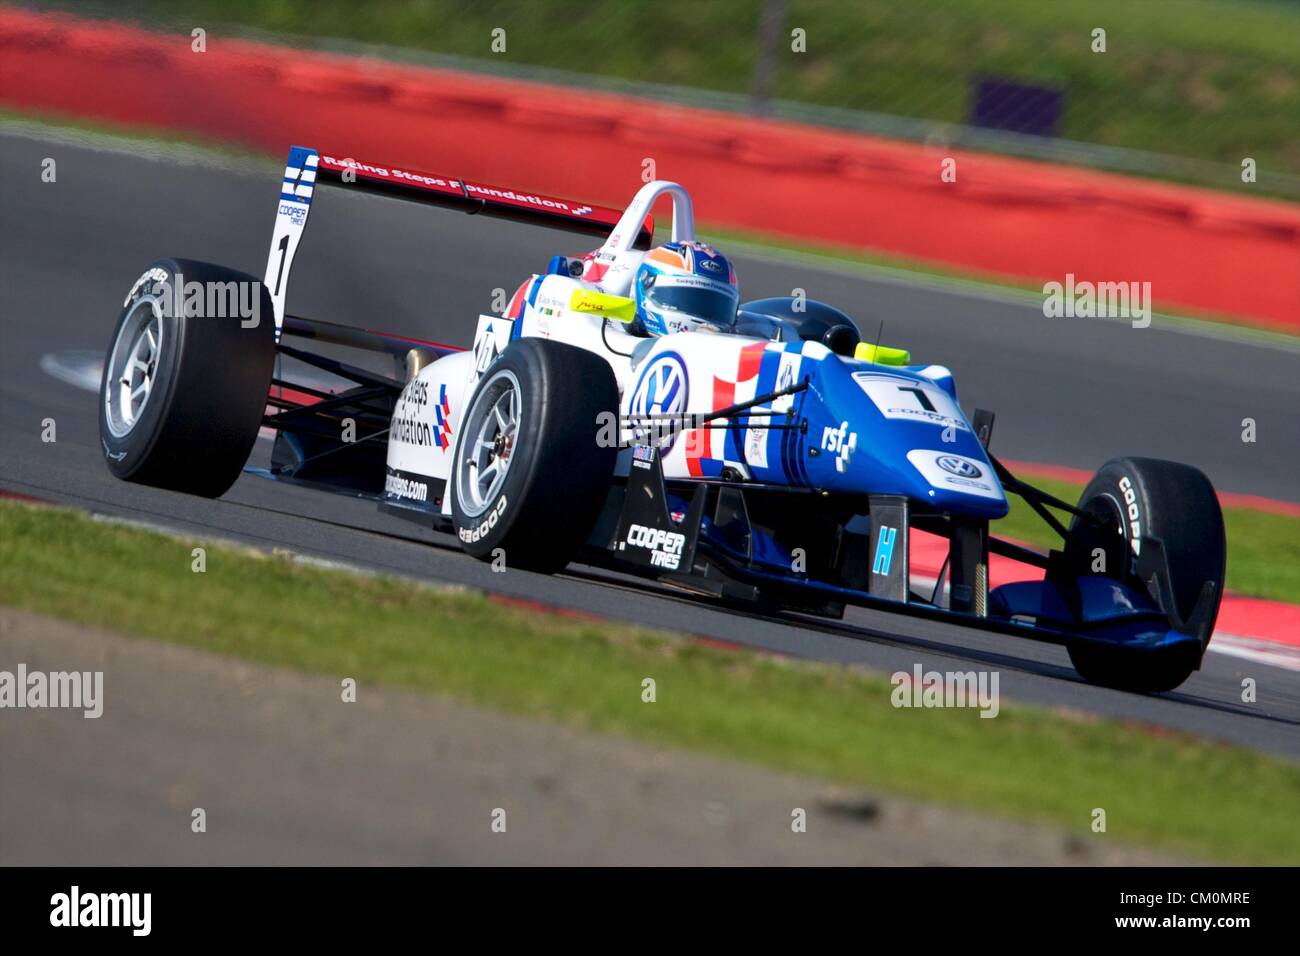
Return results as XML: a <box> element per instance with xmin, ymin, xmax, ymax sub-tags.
<box><xmin>97</xmin><ymin>257</ymin><xmax>276</xmax><ymax>497</ymax></box>
<box><xmin>1071</xmin><ymin>461</ymin><xmax>1143</xmax><ymax>581</ymax></box>
<box><xmin>1070</xmin><ymin>457</ymin><xmax>1225</xmax><ymax>624</ymax></box>
<box><xmin>1065</xmin><ymin>456</ymin><xmax>1226</xmax><ymax>691</ymax></box>
<box><xmin>449</xmin><ymin>338</ymin><xmax>618</xmax><ymax>568</ymax></box>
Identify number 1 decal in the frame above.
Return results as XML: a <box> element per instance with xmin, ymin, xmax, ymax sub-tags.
<box><xmin>273</xmin><ymin>234</ymin><xmax>289</xmax><ymax>296</ymax></box>
<box><xmin>896</xmin><ymin>386</ymin><xmax>936</xmax><ymax>413</ymax></box>
<box><xmin>851</xmin><ymin>372</ymin><xmax>970</xmax><ymax>433</ymax></box>
<box><xmin>264</xmin><ymin>146</ymin><xmax>318</xmax><ymax>338</ymax></box>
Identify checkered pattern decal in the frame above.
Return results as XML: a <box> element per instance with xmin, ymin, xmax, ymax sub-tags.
<box><xmin>281</xmin><ymin>148</ymin><xmax>318</xmax><ymax>204</ymax></box>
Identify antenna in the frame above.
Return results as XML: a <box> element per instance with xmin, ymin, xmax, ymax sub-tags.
<box><xmin>874</xmin><ymin>317</ymin><xmax>885</xmax><ymax>355</ymax></box>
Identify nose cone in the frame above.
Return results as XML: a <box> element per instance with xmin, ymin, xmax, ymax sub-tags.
<box><xmin>903</xmin><ymin>448</ymin><xmax>1009</xmax><ymax>518</ymax></box>
<box><xmin>813</xmin><ymin>360</ymin><xmax>1009</xmax><ymax>519</ymax></box>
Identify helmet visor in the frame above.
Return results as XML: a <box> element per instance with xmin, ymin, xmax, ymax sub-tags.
<box><xmin>643</xmin><ymin>279</ymin><xmax>737</xmax><ymax>330</ymax></box>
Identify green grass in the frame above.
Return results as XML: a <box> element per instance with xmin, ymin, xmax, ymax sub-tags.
<box><xmin>2</xmin><ymin>500</ymin><xmax>1298</xmax><ymax>864</ymax></box>
<box><xmin>994</xmin><ymin>474</ymin><xmax>1300</xmax><ymax>604</ymax></box>
<box><xmin>56</xmin><ymin>0</ymin><xmax>1300</xmax><ymax>186</ymax></box>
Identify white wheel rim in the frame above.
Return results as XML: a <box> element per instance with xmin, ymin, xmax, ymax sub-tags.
<box><xmin>104</xmin><ymin>298</ymin><xmax>163</xmax><ymax>438</ymax></box>
<box><xmin>457</xmin><ymin>369</ymin><xmax>522</xmax><ymax>518</ymax></box>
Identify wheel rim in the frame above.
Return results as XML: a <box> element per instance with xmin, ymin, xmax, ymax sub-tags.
<box><xmin>457</xmin><ymin>369</ymin><xmax>522</xmax><ymax>518</ymax></box>
<box><xmin>104</xmin><ymin>298</ymin><xmax>164</xmax><ymax>438</ymax></box>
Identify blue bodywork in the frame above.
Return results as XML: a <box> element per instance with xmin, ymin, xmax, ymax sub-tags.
<box><xmin>796</xmin><ymin>356</ymin><xmax>1008</xmax><ymax>519</ymax></box>
<box><xmin>647</xmin><ymin>302</ymin><xmax>1206</xmax><ymax>659</ymax></box>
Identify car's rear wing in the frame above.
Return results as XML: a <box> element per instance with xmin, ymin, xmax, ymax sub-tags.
<box><xmin>264</xmin><ymin>145</ymin><xmax>654</xmax><ymax>336</ymax></box>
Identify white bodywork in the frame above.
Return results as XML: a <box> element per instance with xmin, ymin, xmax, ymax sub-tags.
<box><xmin>384</xmin><ymin>180</ymin><xmax>712</xmax><ymax>514</ymax></box>
<box><xmin>380</xmin><ymin>179</ymin><xmax>955</xmax><ymax>514</ymax></box>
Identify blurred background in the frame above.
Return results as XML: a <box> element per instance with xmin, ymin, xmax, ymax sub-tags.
<box><xmin>2</xmin><ymin>0</ymin><xmax>1298</xmax><ymax>868</ymax></box>
<box><xmin>9</xmin><ymin>0</ymin><xmax>1297</xmax><ymax>332</ymax></box>
<box><xmin>36</xmin><ymin>0</ymin><xmax>1300</xmax><ymax>198</ymax></box>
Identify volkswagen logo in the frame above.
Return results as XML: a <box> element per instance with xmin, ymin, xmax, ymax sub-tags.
<box><xmin>629</xmin><ymin>352</ymin><xmax>689</xmax><ymax>449</ymax></box>
<box><xmin>937</xmin><ymin>455</ymin><xmax>982</xmax><ymax>479</ymax></box>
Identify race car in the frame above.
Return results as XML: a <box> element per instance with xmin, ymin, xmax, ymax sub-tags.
<box><xmin>98</xmin><ymin>145</ymin><xmax>1227</xmax><ymax>693</ymax></box>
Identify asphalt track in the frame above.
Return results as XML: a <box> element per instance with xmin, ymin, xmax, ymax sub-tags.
<box><xmin>2</xmin><ymin>130</ymin><xmax>1299</xmax><ymax>759</ymax></box>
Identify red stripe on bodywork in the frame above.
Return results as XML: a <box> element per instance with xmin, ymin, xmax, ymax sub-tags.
<box><xmin>505</xmin><ymin>279</ymin><xmax>531</xmax><ymax>320</ymax></box>
<box><xmin>737</xmin><ymin>342</ymin><xmax>765</xmax><ymax>382</ymax></box>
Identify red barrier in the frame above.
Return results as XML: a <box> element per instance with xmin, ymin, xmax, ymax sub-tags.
<box><xmin>2</xmin><ymin>8</ymin><xmax>1297</xmax><ymax>331</ymax></box>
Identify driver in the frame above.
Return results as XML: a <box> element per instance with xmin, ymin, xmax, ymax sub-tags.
<box><xmin>631</xmin><ymin>241</ymin><xmax>739</xmax><ymax>336</ymax></box>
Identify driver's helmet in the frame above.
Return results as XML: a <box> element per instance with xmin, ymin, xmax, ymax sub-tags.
<box><xmin>633</xmin><ymin>241</ymin><xmax>739</xmax><ymax>336</ymax></box>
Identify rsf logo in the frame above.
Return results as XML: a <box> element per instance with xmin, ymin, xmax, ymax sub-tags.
<box><xmin>629</xmin><ymin>353</ymin><xmax>689</xmax><ymax>450</ymax></box>
<box><xmin>821</xmin><ymin>421</ymin><xmax>857</xmax><ymax>473</ymax></box>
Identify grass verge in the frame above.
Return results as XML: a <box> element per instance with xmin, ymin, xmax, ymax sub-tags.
<box><xmin>1</xmin><ymin>500</ymin><xmax>1297</xmax><ymax>864</ymax></box>
<box><xmin>994</xmin><ymin>474</ymin><xmax>1300</xmax><ymax>605</ymax></box>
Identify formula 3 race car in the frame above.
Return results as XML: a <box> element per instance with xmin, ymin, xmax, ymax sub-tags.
<box><xmin>98</xmin><ymin>145</ymin><xmax>1227</xmax><ymax>693</ymax></box>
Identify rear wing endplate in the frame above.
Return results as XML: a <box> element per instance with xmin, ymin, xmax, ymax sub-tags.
<box><xmin>264</xmin><ymin>145</ymin><xmax>653</xmax><ymax>336</ymax></box>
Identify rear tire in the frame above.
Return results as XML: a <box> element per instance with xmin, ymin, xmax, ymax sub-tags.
<box><xmin>98</xmin><ymin>258</ymin><xmax>275</xmax><ymax>498</ymax></box>
<box><xmin>1063</xmin><ymin>456</ymin><xmax>1226</xmax><ymax>692</ymax></box>
<box><xmin>450</xmin><ymin>338</ymin><xmax>619</xmax><ymax>573</ymax></box>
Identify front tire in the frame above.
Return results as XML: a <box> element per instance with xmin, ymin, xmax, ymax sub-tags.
<box><xmin>450</xmin><ymin>338</ymin><xmax>619</xmax><ymax>573</ymax></box>
<box><xmin>99</xmin><ymin>258</ymin><xmax>275</xmax><ymax>498</ymax></box>
<box><xmin>1063</xmin><ymin>456</ymin><xmax>1226</xmax><ymax>692</ymax></box>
